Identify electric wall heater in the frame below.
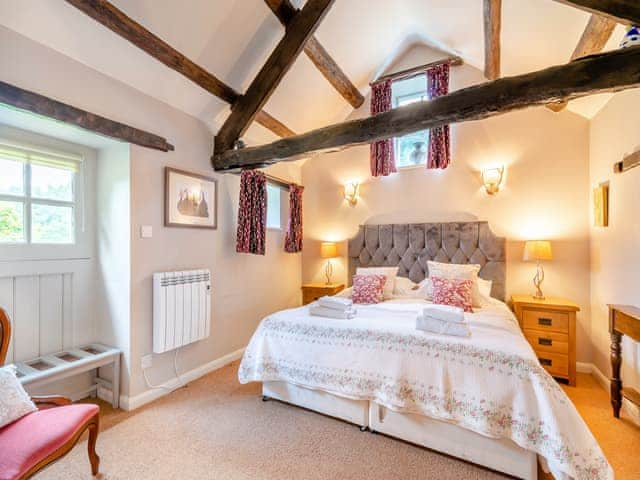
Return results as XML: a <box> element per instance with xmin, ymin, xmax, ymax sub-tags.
<box><xmin>153</xmin><ymin>269</ymin><xmax>211</xmax><ymax>354</ymax></box>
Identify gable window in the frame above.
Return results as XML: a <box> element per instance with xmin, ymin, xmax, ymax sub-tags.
<box><xmin>392</xmin><ymin>74</ymin><xmax>430</xmax><ymax>168</ymax></box>
<box><xmin>266</xmin><ymin>183</ymin><xmax>282</xmax><ymax>230</ymax></box>
<box><xmin>0</xmin><ymin>143</ymin><xmax>80</xmax><ymax>244</ymax></box>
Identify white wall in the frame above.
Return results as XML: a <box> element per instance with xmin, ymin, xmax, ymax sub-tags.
<box><xmin>0</xmin><ymin>25</ymin><xmax>303</xmax><ymax>404</ymax></box>
<box><xmin>302</xmin><ymin>44</ymin><xmax>593</xmax><ymax>361</ymax></box>
<box><xmin>589</xmin><ymin>90</ymin><xmax>640</xmax><ymax>391</ymax></box>
<box><xmin>96</xmin><ymin>144</ymin><xmax>132</xmax><ymax>395</ymax></box>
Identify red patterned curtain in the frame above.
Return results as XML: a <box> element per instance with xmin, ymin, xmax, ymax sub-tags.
<box><xmin>369</xmin><ymin>79</ymin><xmax>396</xmax><ymax>177</ymax></box>
<box><xmin>236</xmin><ymin>170</ymin><xmax>266</xmax><ymax>255</ymax></box>
<box><xmin>426</xmin><ymin>63</ymin><xmax>451</xmax><ymax>170</ymax></box>
<box><xmin>284</xmin><ymin>184</ymin><xmax>304</xmax><ymax>253</ymax></box>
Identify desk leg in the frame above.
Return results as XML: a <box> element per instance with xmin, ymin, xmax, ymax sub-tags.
<box><xmin>610</xmin><ymin>331</ymin><xmax>622</xmax><ymax>418</ymax></box>
<box><xmin>112</xmin><ymin>354</ymin><xmax>121</xmax><ymax>409</ymax></box>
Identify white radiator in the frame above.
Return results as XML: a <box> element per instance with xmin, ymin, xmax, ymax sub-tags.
<box><xmin>153</xmin><ymin>269</ymin><xmax>211</xmax><ymax>354</ymax></box>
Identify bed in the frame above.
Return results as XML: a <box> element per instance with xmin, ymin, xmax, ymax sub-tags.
<box><xmin>239</xmin><ymin>222</ymin><xmax>611</xmax><ymax>480</ymax></box>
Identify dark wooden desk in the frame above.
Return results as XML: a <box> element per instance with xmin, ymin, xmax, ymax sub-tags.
<box><xmin>609</xmin><ymin>304</ymin><xmax>640</xmax><ymax>417</ymax></box>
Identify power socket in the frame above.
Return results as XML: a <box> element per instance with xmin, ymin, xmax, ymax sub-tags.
<box><xmin>141</xmin><ymin>354</ymin><xmax>153</xmax><ymax>370</ymax></box>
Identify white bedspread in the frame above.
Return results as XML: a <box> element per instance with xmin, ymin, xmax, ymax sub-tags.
<box><xmin>239</xmin><ymin>299</ymin><xmax>612</xmax><ymax>480</ymax></box>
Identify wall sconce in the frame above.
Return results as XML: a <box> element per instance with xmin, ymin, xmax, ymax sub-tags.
<box><xmin>481</xmin><ymin>166</ymin><xmax>505</xmax><ymax>195</ymax></box>
<box><xmin>344</xmin><ymin>181</ymin><xmax>360</xmax><ymax>206</ymax></box>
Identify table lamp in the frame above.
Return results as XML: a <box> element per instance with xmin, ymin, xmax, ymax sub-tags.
<box><xmin>320</xmin><ymin>242</ymin><xmax>338</xmax><ymax>284</ymax></box>
<box><xmin>523</xmin><ymin>240</ymin><xmax>553</xmax><ymax>300</ymax></box>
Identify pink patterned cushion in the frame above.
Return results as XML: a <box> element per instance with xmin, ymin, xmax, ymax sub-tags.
<box><xmin>0</xmin><ymin>404</ymin><xmax>99</xmax><ymax>480</ymax></box>
<box><xmin>352</xmin><ymin>274</ymin><xmax>386</xmax><ymax>304</ymax></box>
<box><xmin>431</xmin><ymin>276</ymin><xmax>474</xmax><ymax>313</ymax></box>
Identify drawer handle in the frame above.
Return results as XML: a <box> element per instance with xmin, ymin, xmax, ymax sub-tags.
<box><xmin>539</xmin><ymin>358</ymin><xmax>552</xmax><ymax>366</ymax></box>
<box><xmin>538</xmin><ymin>317</ymin><xmax>552</xmax><ymax>326</ymax></box>
<box><xmin>538</xmin><ymin>338</ymin><xmax>553</xmax><ymax>346</ymax></box>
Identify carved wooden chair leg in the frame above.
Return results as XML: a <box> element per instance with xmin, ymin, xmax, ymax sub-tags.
<box><xmin>87</xmin><ymin>416</ymin><xmax>100</xmax><ymax>476</ymax></box>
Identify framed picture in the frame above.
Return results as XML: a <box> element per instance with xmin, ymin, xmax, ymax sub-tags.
<box><xmin>165</xmin><ymin>167</ymin><xmax>217</xmax><ymax>229</ymax></box>
<box><xmin>593</xmin><ymin>183</ymin><xmax>609</xmax><ymax>227</ymax></box>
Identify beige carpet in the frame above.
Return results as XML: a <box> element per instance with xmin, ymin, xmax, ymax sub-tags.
<box><xmin>34</xmin><ymin>363</ymin><xmax>639</xmax><ymax>480</ymax></box>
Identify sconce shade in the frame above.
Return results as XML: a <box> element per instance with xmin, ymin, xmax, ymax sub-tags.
<box><xmin>344</xmin><ymin>181</ymin><xmax>360</xmax><ymax>206</ymax></box>
<box><xmin>481</xmin><ymin>166</ymin><xmax>504</xmax><ymax>195</ymax></box>
<box><xmin>523</xmin><ymin>240</ymin><xmax>553</xmax><ymax>261</ymax></box>
<box><xmin>320</xmin><ymin>242</ymin><xmax>338</xmax><ymax>258</ymax></box>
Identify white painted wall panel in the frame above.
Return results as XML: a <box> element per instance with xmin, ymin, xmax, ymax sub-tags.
<box><xmin>39</xmin><ymin>274</ymin><xmax>64</xmax><ymax>355</ymax></box>
<box><xmin>13</xmin><ymin>276</ymin><xmax>39</xmax><ymax>361</ymax></box>
<box><xmin>0</xmin><ymin>277</ymin><xmax>15</xmax><ymax>363</ymax></box>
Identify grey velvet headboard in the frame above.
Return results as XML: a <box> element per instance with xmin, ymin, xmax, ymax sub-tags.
<box><xmin>348</xmin><ymin>222</ymin><xmax>506</xmax><ymax>301</ymax></box>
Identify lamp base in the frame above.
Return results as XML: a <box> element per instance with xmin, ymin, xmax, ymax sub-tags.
<box><xmin>324</xmin><ymin>259</ymin><xmax>333</xmax><ymax>285</ymax></box>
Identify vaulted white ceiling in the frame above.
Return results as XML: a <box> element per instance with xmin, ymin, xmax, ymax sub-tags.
<box><xmin>0</xmin><ymin>0</ymin><xmax>628</xmax><ymax>144</ymax></box>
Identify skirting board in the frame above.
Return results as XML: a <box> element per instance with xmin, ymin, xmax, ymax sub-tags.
<box><xmin>576</xmin><ymin>361</ymin><xmax>640</xmax><ymax>426</ymax></box>
<box><xmin>118</xmin><ymin>347</ymin><xmax>245</xmax><ymax>411</ymax></box>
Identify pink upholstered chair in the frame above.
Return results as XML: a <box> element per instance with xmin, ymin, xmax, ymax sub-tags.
<box><xmin>0</xmin><ymin>308</ymin><xmax>100</xmax><ymax>480</ymax></box>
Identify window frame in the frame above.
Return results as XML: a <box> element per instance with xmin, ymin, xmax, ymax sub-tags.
<box><xmin>265</xmin><ymin>181</ymin><xmax>284</xmax><ymax>231</ymax></box>
<box><xmin>0</xmin><ymin>142</ymin><xmax>81</xmax><ymax>246</ymax></box>
<box><xmin>392</xmin><ymin>75</ymin><xmax>430</xmax><ymax>170</ymax></box>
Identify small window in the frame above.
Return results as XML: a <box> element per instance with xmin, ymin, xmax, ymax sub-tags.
<box><xmin>0</xmin><ymin>144</ymin><xmax>80</xmax><ymax>244</ymax></box>
<box><xmin>266</xmin><ymin>183</ymin><xmax>281</xmax><ymax>230</ymax></box>
<box><xmin>392</xmin><ymin>75</ymin><xmax>430</xmax><ymax>168</ymax></box>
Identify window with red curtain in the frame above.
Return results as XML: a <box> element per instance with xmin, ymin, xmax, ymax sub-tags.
<box><xmin>236</xmin><ymin>170</ymin><xmax>266</xmax><ymax>255</ymax></box>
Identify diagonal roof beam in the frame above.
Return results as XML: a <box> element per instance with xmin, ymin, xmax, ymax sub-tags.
<box><xmin>264</xmin><ymin>0</ymin><xmax>364</xmax><ymax>109</ymax></box>
<box><xmin>212</xmin><ymin>46</ymin><xmax>640</xmax><ymax>171</ymax></box>
<box><xmin>214</xmin><ymin>0</ymin><xmax>335</xmax><ymax>154</ymax></box>
<box><xmin>65</xmin><ymin>0</ymin><xmax>295</xmax><ymax>138</ymax></box>
<box><xmin>483</xmin><ymin>0</ymin><xmax>502</xmax><ymax>80</ymax></box>
<box><xmin>553</xmin><ymin>0</ymin><xmax>640</xmax><ymax>25</ymax></box>
<box><xmin>548</xmin><ymin>13</ymin><xmax>617</xmax><ymax>112</ymax></box>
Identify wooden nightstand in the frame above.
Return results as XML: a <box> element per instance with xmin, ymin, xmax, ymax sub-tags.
<box><xmin>512</xmin><ymin>295</ymin><xmax>579</xmax><ymax>386</ymax></box>
<box><xmin>301</xmin><ymin>283</ymin><xmax>345</xmax><ymax>305</ymax></box>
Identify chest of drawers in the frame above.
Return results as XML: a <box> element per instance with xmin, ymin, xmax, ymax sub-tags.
<box><xmin>512</xmin><ymin>295</ymin><xmax>579</xmax><ymax>386</ymax></box>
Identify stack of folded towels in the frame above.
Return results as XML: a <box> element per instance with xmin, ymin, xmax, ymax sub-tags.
<box><xmin>416</xmin><ymin>305</ymin><xmax>470</xmax><ymax>337</ymax></box>
<box><xmin>310</xmin><ymin>296</ymin><xmax>357</xmax><ymax>319</ymax></box>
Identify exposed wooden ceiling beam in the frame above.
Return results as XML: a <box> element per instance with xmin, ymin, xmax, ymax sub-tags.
<box><xmin>214</xmin><ymin>0</ymin><xmax>335</xmax><ymax>153</ymax></box>
<box><xmin>265</xmin><ymin>0</ymin><xmax>364</xmax><ymax>109</ymax></box>
<box><xmin>553</xmin><ymin>0</ymin><xmax>640</xmax><ymax>25</ymax></box>
<box><xmin>213</xmin><ymin>46</ymin><xmax>640</xmax><ymax>171</ymax></box>
<box><xmin>548</xmin><ymin>14</ymin><xmax>617</xmax><ymax>111</ymax></box>
<box><xmin>483</xmin><ymin>0</ymin><xmax>502</xmax><ymax>80</ymax></box>
<box><xmin>0</xmin><ymin>80</ymin><xmax>174</xmax><ymax>151</ymax></box>
<box><xmin>64</xmin><ymin>0</ymin><xmax>295</xmax><ymax>138</ymax></box>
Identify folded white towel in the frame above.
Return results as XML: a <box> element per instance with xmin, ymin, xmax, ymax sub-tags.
<box><xmin>422</xmin><ymin>304</ymin><xmax>465</xmax><ymax>323</ymax></box>
<box><xmin>317</xmin><ymin>295</ymin><xmax>353</xmax><ymax>310</ymax></box>
<box><xmin>416</xmin><ymin>314</ymin><xmax>470</xmax><ymax>337</ymax></box>
<box><xmin>310</xmin><ymin>305</ymin><xmax>357</xmax><ymax>319</ymax></box>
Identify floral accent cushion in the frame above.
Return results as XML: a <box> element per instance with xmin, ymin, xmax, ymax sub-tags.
<box><xmin>431</xmin><ymin>276</ymin><xmax>474</xmax><ymax>313</ymax></box>
<box><xmin>352</xmin><ymin>274</ymin><xmax>387</xmax><ymax>304</ymax></box>
<box><xmin>0</xmin><ymin>365</ymin><xmax>37</xmax><ymax>429</ymax></box>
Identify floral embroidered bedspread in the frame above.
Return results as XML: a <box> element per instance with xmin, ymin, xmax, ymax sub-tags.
<box><xmin>239</xmin><ymin>300</ymin><xmax>612</xmax><ymax>480</ymax></box>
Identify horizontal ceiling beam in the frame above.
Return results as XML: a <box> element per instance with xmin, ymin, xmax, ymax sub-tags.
<box><xmin>0</xmin><ymin>80</ymin><xmax>174</xmax><ymax>151</ymax></box>
<box><xmin>65</xmin><ymin>0</ymin><xmax>295</xmax><ymax>138</ymax></box>
<box><xmin>548</xmin><ymin>13</ymin><xmax>617</xmax><ymax>111</ymax></box>
<box><xmin>213</xmin><ymin>46</ymin><xmax>640</xmax><ymax>171</ymax></box>
<box><xmin>265</xmin><ymin>0</ymin><xmax>364</xmax><ymax>108</ymax></box>
<box><xmin>553</xmin><ymin>0</ymin><xmax>640</xmax><ymax>25</ymax></box>
<box><xmin>214</xmin><ymin>0</ymin><xmax>335</xmax><ymax>153</ymax></box>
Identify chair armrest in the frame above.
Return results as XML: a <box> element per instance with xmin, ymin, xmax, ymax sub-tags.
<box><xmin>32</xmin><ymin>395</ymin><xmax>72</xmax><ymax>409</ymax></box>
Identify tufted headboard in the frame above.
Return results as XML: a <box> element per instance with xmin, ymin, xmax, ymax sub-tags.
<box><xmin>348</xmin><ymin>222</ymin><xmax>506</xmax><ymax>301</ymax></box>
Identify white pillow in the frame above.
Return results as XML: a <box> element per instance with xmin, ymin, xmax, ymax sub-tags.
<box><xmin>356</xmin><ymin>267</ymin><xmax>399</xmax><ymax>300</ymax></box>
<box><xmin>477</xmin><ymin>278</ymin><xmax>493</xmax><ymax>303</ymax></box>
<box><xmin>427</xmin><ymin>261</ymin><xmax>482</xmax><ymax>307</ymax></box>
<box><xmin>392</xmin><ymin>276</ymin><xmax>418</xmax><ymax>297</ymax></box>
<box><xmin>0</xmin><ymin>365</ymin><xmax>37</xmax><ymax>429</ymax></box>
<box><xmin>414</xmin><ymin>278</ymin><xmax>433</xmax><ymax>300</ymax></box>
<box><xmin>335</xmin><ymin>286</ymin><xmax>353</xmax><ymax>298</ymax></box>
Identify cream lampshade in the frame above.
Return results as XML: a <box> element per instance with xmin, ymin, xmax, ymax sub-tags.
<box><xmin>320</xmin><ymin>242</ymin><xmax>338</xmax><ymax>284</ymax></box>
<box><xmin>523</xmin><ymin>240</ymin><xmax>553</xmax><ymax>299</ymax></box>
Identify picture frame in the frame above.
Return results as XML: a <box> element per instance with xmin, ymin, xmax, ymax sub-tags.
<box><xmin>165</xmin><ymin>167</ymin><xmax>217</xmax><ymax>229</ymax></box>
<box><xmin>593</xmin><ymin>183</ymin><xmax>609</xmax><ymax>227</ymax></box>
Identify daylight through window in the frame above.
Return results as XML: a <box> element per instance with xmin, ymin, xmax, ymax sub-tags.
<box><xmin>0</xmin><ymin>143</ymin><xmax>80</xmax><ymax>244</ymax></box>
<box><xmin>392</xmin><ymin>74</ymin><xmax>430</xmax><ymax>168</ymax></box>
